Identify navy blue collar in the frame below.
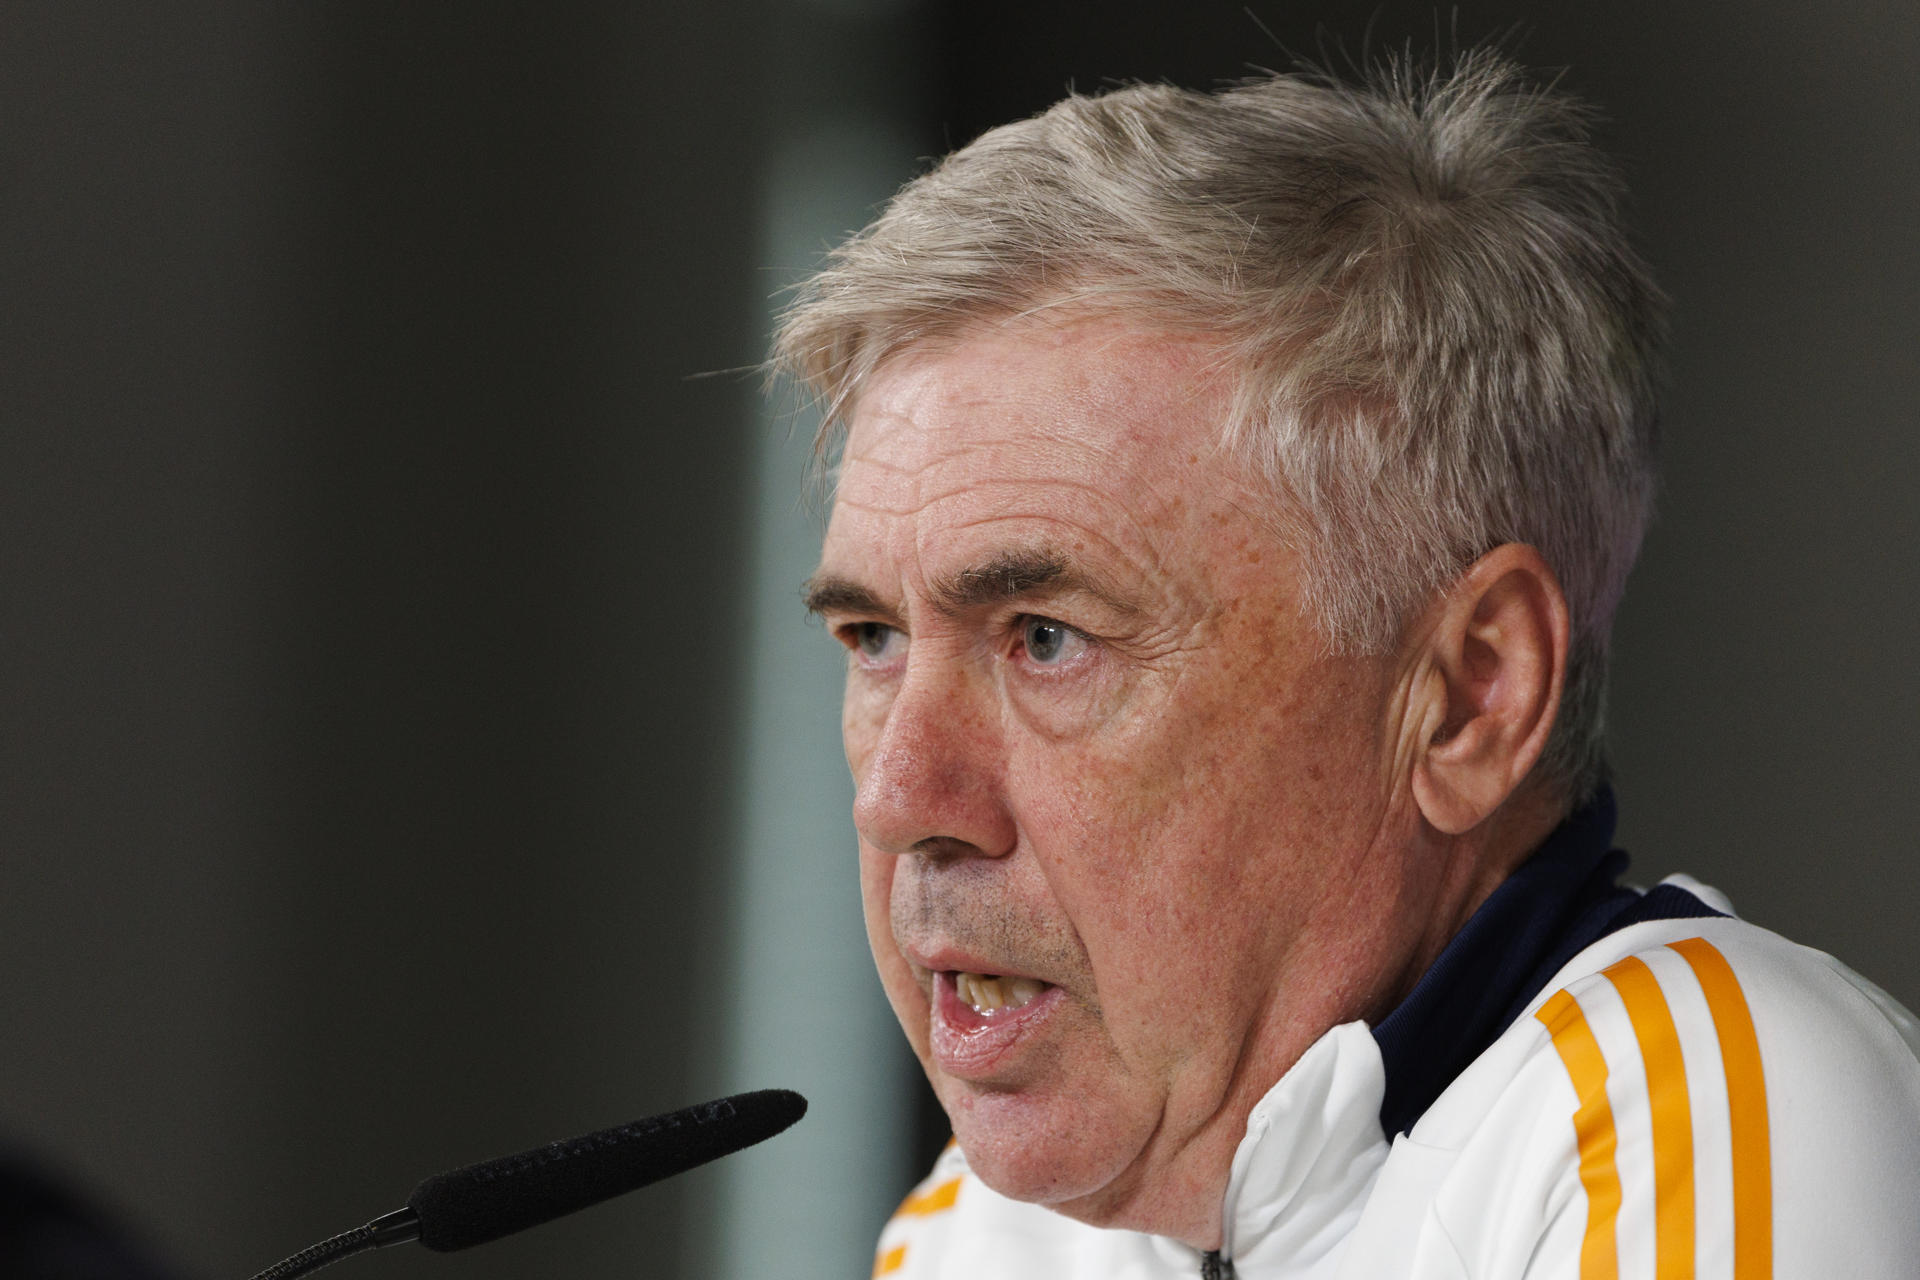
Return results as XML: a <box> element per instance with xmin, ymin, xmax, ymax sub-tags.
<box><xmin>1368</xmin><ymin>789</ymin><xmax>1721</xmax><ymax>1136</ymax></box>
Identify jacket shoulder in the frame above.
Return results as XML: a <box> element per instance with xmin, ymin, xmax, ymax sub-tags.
<box><xmin>1416</xmin><ymin>914</ymin><xmax>1920</xmax><ymax>1277</ymax></box>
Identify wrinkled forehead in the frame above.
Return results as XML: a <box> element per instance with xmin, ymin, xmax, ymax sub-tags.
<box><xmin>832</xmin><ymin>315</ymin><xmax>1238</xmax><ymax>509</ymax></box>
<box><xmin>817</xmin><ymin>316</ymin><xmax>1282</xmax><ymax>611</ymax></box>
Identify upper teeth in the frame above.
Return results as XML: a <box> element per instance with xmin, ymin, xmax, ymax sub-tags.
<box><xmin>956</xmin><ymin>972</ymin><xmax>1046</xmax><ymax>1013</ymax></box>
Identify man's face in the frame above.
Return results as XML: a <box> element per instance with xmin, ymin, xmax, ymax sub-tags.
<box><xmin>810</xmin><ymin>316</ymin><xmax>1427</xmax><ymax>1242</ymax></box>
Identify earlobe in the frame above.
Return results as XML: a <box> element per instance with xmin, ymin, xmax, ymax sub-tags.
<box><xmin>1408</xmin><ymin>545</ymin><xmax>1569</xmax><ymax>835</ymax></box>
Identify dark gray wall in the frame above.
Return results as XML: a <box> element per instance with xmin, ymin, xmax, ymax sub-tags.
<box><xmin>3</xmin><ymin>4</ymin><xmax>768</xmax><ymax>1277</ymax></box>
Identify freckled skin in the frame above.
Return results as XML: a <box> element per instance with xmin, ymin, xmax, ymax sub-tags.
<box><xmin>814</xmin><ymin>316</ymin><xmax>1490</xmax><ymax>1248</ymax></box>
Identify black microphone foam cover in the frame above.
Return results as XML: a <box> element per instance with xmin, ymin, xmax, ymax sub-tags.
<box><xmin>405</xmin><ymin>1089</ymin><xmax>807</xmax><ymax>1252</ymax></box>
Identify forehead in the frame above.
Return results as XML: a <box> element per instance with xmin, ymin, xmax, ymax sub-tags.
<box><xmin>845</xmin><ymin>317</ymin><xmax>1223</xmax><ymax>477</ymax></box>
<box><xmin>823</xmin><ymin>317</ymin><xmax>1257</xmax><ymax>582</ymax></box>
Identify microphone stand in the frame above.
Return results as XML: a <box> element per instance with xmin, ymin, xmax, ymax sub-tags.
<box><xmin>247</xmin><ymin>1209</ymin><xmax>418</xmax><ymax>1280</ymax></box>
<box><xmin>243</xmin><ymin>1090</ymin><xmax>805</xmax><ymax>1280</ymax></box>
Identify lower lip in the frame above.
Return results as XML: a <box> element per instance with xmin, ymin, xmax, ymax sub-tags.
<box><xmin>928</xmin><ymin>972</ymin><xmax>1063</xmax><ymax>1079</ymax></box>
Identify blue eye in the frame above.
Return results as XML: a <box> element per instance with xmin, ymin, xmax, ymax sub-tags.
<box><xmin>1021</xmin><ymin>617</ymin><xmax>1081</xmax><ymax>666</ymax></box>
<box><xmin>851</xmin><ymin>622</ymin><xmax>900</xmax><ymax>661</ymax></box>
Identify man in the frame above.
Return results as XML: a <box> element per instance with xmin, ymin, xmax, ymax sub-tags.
<box><xmin>780</xmin><ymin>51</ymin><xmax>1920</xmax><ymax>1278</ymax></box>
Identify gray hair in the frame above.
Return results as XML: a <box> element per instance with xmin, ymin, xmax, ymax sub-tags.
<box><xmin>773</xmin><ymin>49</ymin><xmax>1665</xmax><ymax>804</ymax></box>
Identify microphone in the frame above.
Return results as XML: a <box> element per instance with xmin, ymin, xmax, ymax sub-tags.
<box><xmin>246</xmin><ymin>1088</ymin><xmax>806</xmax><ymax>1280</ymax></box>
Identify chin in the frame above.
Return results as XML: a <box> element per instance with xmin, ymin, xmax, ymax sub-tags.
<box><xmin>936</xmin><ymin>1074</ymin><xmax>1141</xmax><ymax>1214</ymax></box>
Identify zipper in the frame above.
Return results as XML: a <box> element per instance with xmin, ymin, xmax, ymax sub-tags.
<box><xmin>1200</xmin><ymin>1250</ymin><xmax>1236</xmax><ymax>1279</ymax></box>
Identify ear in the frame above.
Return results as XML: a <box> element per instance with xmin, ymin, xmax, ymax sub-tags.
<box><xmin>1407</xmin><ymin>544</ymin><xmax>1570</xmax><ymax>835</ymax></box>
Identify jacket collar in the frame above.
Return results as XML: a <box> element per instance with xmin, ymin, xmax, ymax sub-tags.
<box><xmin>1208</xmin><ymin>794</ymin><xmax>1632</xmax><ymax>1270</ymax></box>
<box><xmin>1369</xmin><ymin>787</ymin><xmax>1631</xmax><ymax>1136</ymax></box>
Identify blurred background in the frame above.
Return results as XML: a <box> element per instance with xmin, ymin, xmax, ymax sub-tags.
<box><xmin>3</xmin><ymin>2</ymin><xmax>1915</xmax><ymax>1278</ymax></box>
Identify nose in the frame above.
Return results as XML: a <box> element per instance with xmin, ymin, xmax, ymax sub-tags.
<box><xmin>851</xmin><ymin>666</ymin><xmax>1018</xmax><ymax>860</ymax></box>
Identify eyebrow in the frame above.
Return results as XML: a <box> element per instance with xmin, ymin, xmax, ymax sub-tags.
<box><xmin>804</xmin><ymin>547</ymin><xmax>1136</xmax><ymax>621</ymax></box>
<box><xmin>931</xmin><ymin>547</ymin><xmax>1073</xmax><ymax>613</ymax></box>
<box><xmin>801</xmin><ymin>575</ymin><xmax>894</xmax><ymax>620</ymax></box>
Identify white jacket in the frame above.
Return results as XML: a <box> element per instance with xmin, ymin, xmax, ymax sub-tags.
<box><xmin>873</xmin><ymin>894</ymin><xmax>1920</xmax><ymax>1279</ymax></box>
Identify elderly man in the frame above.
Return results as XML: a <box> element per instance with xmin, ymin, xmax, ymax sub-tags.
<box><xmin>780</xmin><ymin>52</ymin><xmax>1920</xmax><ymax>1279</ymax></box>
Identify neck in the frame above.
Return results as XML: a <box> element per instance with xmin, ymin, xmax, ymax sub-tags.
<box><xmin>1058</xmin><ymin>786</ymin><xmax>1572</xmax><ymax>1251</ymax></box>
<box><xmin>1392</xmin><ymin>783</ymin><xmax>1568</xmax><ymax>1009</ymax></box>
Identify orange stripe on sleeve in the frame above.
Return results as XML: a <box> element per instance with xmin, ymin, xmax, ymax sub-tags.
<box><xmin>1537</xmin><ymin>987</ymin><xmax>1623</xmax><ymax>1280</ymax></box>
<box><xmin>895</xmin><ymin>1177</ymin><xmax>962</xmax><ymax>1219</ymax></box>
<box><xmin>1602</xmin><ymin>954</ymin><xmax>1696</xmax><ymax>1280</ymax></box>
<box><xmin>873</xmin><ymin>1243</ymin><xmax>907</xmax><ymax>1276</ymax></box>
<box><xmin>1667</xmin><ymin>937</ymin><xmax>1772</xmax><ymax>1280</ymax></box>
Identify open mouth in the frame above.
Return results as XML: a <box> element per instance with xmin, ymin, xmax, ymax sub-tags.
<box><xmin>929</xmin><ymin>969</ymin><xmax>1063</xmax><ymax>1077</ymax></box>
<box><xmin>952</xmin><ymin>971</ymin><xmax>1050</xmax><ymax>1014</ymax></box>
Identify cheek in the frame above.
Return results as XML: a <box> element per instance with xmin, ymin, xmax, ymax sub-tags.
<box><xmin>1005</xmin><ymin>653</ymin><xmax>1383</xmax><ymax>996</ymax></box>
<box><xmin>859</xmin><ymin>844</ymin><xmax>931</xmax><ymax>1049</ymax></box>
<box><xmin>858</xmin><ymin>842</ymin><xmax>893</xmax><ymax>935</ymax></box>
<box><xmin>857</xmin><ymin>844</ymin><xmax>901</xmax><ymax>974</ymax></box>
<box><xmin>1006</xmin><ymin>737</ymin><xmax>1233</xmax><ymax>1031</ymax></box>
<box><xmin>841</xmin><ymin>676</ymin><xmax>888</xmax><ymax>778</ymax></box>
